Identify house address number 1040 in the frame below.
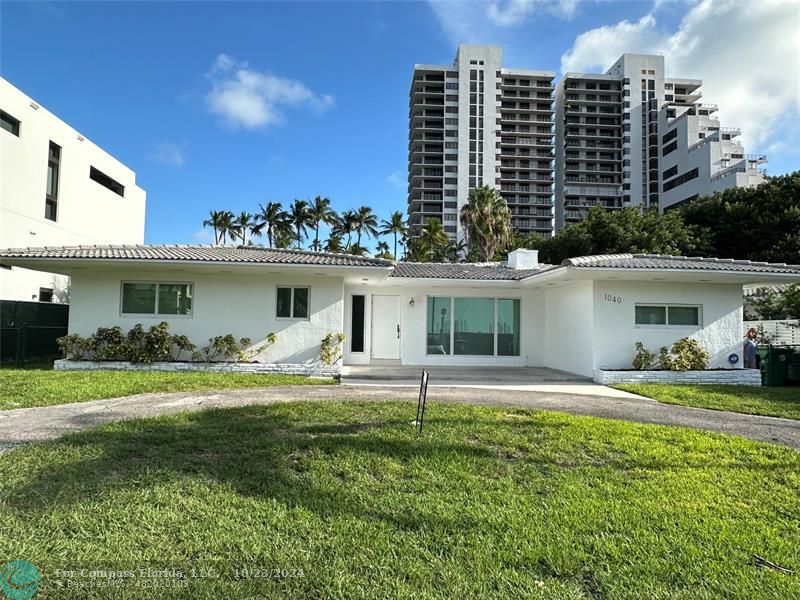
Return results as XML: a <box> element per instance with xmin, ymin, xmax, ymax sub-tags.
<box><xmin>604</xmin><ymin>293</ymin><xmax>622</xmax><ymax>304</ymax></box>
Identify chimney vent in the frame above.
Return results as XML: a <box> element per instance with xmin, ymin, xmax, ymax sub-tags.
<box><xmin>507</xmin><ymin>249</ymin><xmax>539</xmax><ymax>270</ymax></box>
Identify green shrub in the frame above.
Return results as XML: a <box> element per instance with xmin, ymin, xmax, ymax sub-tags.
<box><xmin>193</xmin><ymin>333</ymin><xmax>277</xmax><ymax>363</ymax></box>
<box><xmin>93</xmin><ymin>326</ymin><xmax>126</xmax><ymax>360</ymax></box>
<box><xmin>320</xmin><ymin>332</ymin><xmax>345</xmax><ymax>366</ymax></box>
<box><xmin>632</xmin><ymin>342</ymin><xmax>656</xmax><ymax>370</ymax></box>
<box><xmin>659</xmin><ymin>337</ymin><xmax>709</xmax><ymax>371</ymax></box>
<box><xmin>56</xmin><ymin>334</ymin><xmax>95</xmax><ymax>361</ymax></box>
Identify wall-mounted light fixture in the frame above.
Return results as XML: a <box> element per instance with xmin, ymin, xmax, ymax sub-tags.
<box><xmin>409</xmin><ymin>297</ymin><xmax>415</xmax><ymax>308</ymax></box>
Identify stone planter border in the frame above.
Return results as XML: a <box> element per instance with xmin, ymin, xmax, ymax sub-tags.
<box><xmin>54</xmin><ymin>359</ymin><xmax>340</xmax><ymax>378</ymax></box>
<box><xmin>593</xmin><ymin>368</ymin><xmax>761</xmax><ymax>386</ymax></box>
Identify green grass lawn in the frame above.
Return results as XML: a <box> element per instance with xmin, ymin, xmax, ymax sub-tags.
<box><xmin>615</xmin><ymin>384</ymin><xmax>800</xmax><ymax>420</ymax></box>
<box><xmin>0</xmin><ymin>369</ymin><xmax>333</xmax><ymax>410</ymax></box>
<box><xmin>0</xmin><ymin>401</ymin><xmax>797</xmax><ymax>599</ymax></box>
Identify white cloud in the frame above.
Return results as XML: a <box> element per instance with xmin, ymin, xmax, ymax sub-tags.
<box><xmin>386</xmin><ymin>170</ymin><xmax>406</xmax><ymax>189</ymax></box>
<box><xmin>205</xmin><ymin>54</ymin><xmax>335</xmax><ymax>130</ymax></box>
<box><xmin>148</xmin><ymin>142</ymin><xmax>185</xmax><ymax>167</ymax></box>
<box><xmin>429</xmin><ymin>0</ymin><xmax>578</xmax><ymax>44</ymax></box>
<box><xmin>560</xmin><ymin>14</ymin><xmax>666</xmax><ymax>74</ymax></box>
<box><xmin>560</xmin><ymin>0</ymin><xmax>800</xmax><ymax>149</ymax></box>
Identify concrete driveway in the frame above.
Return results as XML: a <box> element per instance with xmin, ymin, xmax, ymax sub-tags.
<box><xmin>0</xmin><ymin>384</ymin><xmax>798</xmax><ymax>453</ymax></box>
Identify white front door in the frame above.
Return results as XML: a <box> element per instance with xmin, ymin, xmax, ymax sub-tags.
<box><xmin>371</xmin><ymin>295</ymin><xmax>401</xmax><ymax>359</ymax></box>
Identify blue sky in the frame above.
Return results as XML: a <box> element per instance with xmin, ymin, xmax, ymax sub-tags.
<box><xmin>2</xmin><ymin>1</ymin><xmax>797</xmax><ymax>250</ymax></box>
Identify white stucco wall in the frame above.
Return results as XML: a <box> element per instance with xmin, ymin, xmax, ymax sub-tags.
<box><xmin>343</xmin><ymin>283</ymin><xmax>545</xmax><ymax>367</ymax></box>
<box><xmin>591</xmin><ymin>280</ymin><xmax>743</xmax><ymax>370</ymax></box>
<box><xmin>67</xmin><ymin>269</ymin><xmax>344</xmax><ymax>365</ymax></box>
<box><xmin>0</xmin><ymin>78</ymin><xmax>146</xmax><ymax>302</ymax></box>
<box><xmin>543</xmin><ymin>281</ymin><xmax>594</xmax><ymax>376</ymax></box>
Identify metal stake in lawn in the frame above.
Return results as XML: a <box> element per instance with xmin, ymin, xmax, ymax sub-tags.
<box><xmin>414</xmin><ymin>369</ymin><xmax>429</xmax><ymax>435</ymax></box>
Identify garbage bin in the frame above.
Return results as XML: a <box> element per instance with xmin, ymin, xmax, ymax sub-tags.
<box><xmin>761</xmin><ymin>346</ymin><xmax>794</xmax><ymax>387</ymax></box>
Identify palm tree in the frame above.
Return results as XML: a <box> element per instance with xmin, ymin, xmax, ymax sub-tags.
<box><xmin>252</xmin><ymin>202</ymin><xmax>288</xmax><ymax>248</ymax></box>
<box><xmin>379</xmin><ymin>211</ymin><xmax>408</xmax><ymax>260</ymax></box>
<box><xmin>218</xmin><ymin>210</ymin><xmax>236</xmax><ymax>245</ymax></box>
<box><xmin>354</xmin><ymin>205</ymin><xmax>379</xmax><ymax>246</ymax></box>
<box><xmin>346</xmin><ymin>242</ymin><xmax>368</xmax><ymax>256</ymax></box>
<box><xmin>308</xmin><ymin>196</ymin><xmax>337</xmax><ymax>252</ymax></box>
<box><xmin>323</xmin><ymin>234</ymin><xmax>345</xmax><ymax>253</ymax></box>
<box><xmin>459</xmin><ymin>185</ymin><xmax>512</xmax><ymax>261</ymax></box>
<box><xmin>202</xmin><ymin>210</ymin><xmax>226</xmax><ymax>244</ymax></box>
<box><xmin>407</xmin><ymin>218</ymin><xmax>450</xmax><ymax>262</ymax></box>
<box><xmin>232</xmin><ymin>211</ymin><xmax>256</xmax><ymax>245</ymax></box>
<box><xmin>273</xmin><ymin>222</ymin><xmax>297</xmax><ymax>249</ymax></box>
<box><xmin>334</xmin><ymin>209</ymin><xmax>358</xmax><ymax>247</ymax></box>
<box><xmin>374</xmin><ymin>240</ymin><xmax>393</xmax><ymax>260</ymax></box>
<box><xmin>288</xmin><ymin>199</ymin><xmax>311</xmax><ymax>249</ymax></box>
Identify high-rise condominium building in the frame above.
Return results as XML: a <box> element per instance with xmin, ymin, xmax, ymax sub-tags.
<box><xmin>0</xmin><ymin>78</ymin><xmax>146</xmax><ymax>302</ymax></box>
<box><xmin>555</xmin><ymin>54</ymin><xmax>766</xmax><ymax>229</ymax></box>
<box><xmin>407</xmin><ymin>45</ymin><xmax>556</xmax><ymax>241</ymax></box>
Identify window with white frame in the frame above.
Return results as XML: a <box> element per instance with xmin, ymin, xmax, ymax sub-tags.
<box><xmin>276</xmin><ymin>286</ymin><xmax>309</xmax><ymax>319</ymax></box>
<box><xmin>121</xmin><ymin>282</ymin><xmax>193</xmax><ymax>316</ymax></box>
<box><xmin>635</xmin><ymin>304</ymin><xmax>700</xmax><ymax>326</ymax></box>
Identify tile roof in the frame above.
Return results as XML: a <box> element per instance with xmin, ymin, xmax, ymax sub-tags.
<box><xmin>0</xmin><ymin>245</ymin><xmax>393</xmax><ymax>268</ymax></box>
<box><xmin>390</xmin><ymin>262</ymin><xmax>554</xmax><ymax>281</ymax></box>
<box><xmin>563</xmin><ymin>254</ymin><xmax>800</xmax><ymax>275</ymax></box>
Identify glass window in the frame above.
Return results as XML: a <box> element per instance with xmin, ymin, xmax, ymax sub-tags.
<box><xmin>426</xmin><ymin>297</ymin><xmax>451</xmax><ymax>355</ymax></box>
<box><xmin>453</xmin><ymin>298</ymin><xmax>495</xmax><ymax>355</ymax></box>
<box><xmin>351</xmin><ymin>295</ymin><xmax>365</xmax><ymax>353</ymax></box>
<box><xmin>0</xmin><ymin>110</ymin><xmax>20</xmax><ymax>136</ymax></box>
<box><xmin>122</xmin><ymin>283</ymin><xmax>156</xmax><ymax>314</ymax></box>
<box><xmin>276</xmin><ymin>287</ymin><xmax>292</xmax><ymax>318</ymax></box>
<box><xmin>293</xmin><ymin>287</ymin><xmax>309</xmax><ymax>319</ymax></box>
<box><xmin>635</xmin><ymin>305</ymin><xmax>666</xmax><ymax>325</ymax></box>
<box><xmin>668</xmin><ymin>306</ymin><xmax>699</xmax><ymax>326</ymax></box>
<box><xmin>496</xmin><ymin>299</ymin><xmax>520</xmax><ymax>356</ymax></box>
<box><xmin>158</xmin><ymin>284</ymin><xmax>193</xmax><ymax>316</ymax></box>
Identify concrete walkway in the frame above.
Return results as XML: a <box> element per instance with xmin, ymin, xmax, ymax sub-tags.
<box><xmin>0</xmin><ymin>385</ymin><xmax>798</xmax><ymax>452</ymax></box>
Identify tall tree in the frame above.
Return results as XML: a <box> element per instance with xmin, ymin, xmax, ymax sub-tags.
<box><xmin>335</xmin><ymin>209</ymin><xmax>358</xmax><ymax>247</ymax></box>
<box><xmin>217</xmin><ymin>211</ymin><xmax>236</xmax><ymax>245</ymax></box>
<box><xmin>681</xmin><ymin>172</ymin><xmax>800</xmax><ymax>264</ymax></box>
<box><xmin>459</xmin><ymin>186</ymin><xmax>512</xmax><ymax>261</ymax></box>
<box><xmin>232</xmin><ymin>211</ymin><xmax>256</xmax><ymax>246</ymax></box>
<box><xmin>380</xmin><ymin>211</ymin><xmax>408</xmax><ymax>260</ymax></box>
<box><xmin>406</xmin><ymin>218</ymin><xmax>450</xmax><ymax>262</ymax></box>
<box><xmin>323</xmin><ymin>233</ymin><xmax>345</xmax><ymax>253</ymax></box>
<box><xmin>253</xmin><ymin>202</ymin><xmax>288</xmax><ymax>248</ymax></box>
<box><xmin>354</xmin><ymin>206</ymin><xmax>379</xmax><ymax>246</ymax></box>
<box><xmin>374</xmin><ymin>240</ymin><xmax>392</xmax><ymax>259</ymax></box>
<box><xmin>202</xmin><ymin>210</ymin><xmax>226</xmax><ymax>245</ymax></box>
<box><xmin>308</xmin><ymin>196</ymin><xmax>336</xmax><ymax>252</ymax></box>
<box><xmin>289</xmin><ymin>199</ymin><xmax>311</xmax><ymax>249</ymax></box>
<box><xmin>536</xmin><ymin>206</ymin><xmax>705</xmax><ymax>264</ymax></box>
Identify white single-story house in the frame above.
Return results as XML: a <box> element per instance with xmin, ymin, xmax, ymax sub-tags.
<box><xmin>1</xmin><ymin>245</ymin><xmax>799</xmax><ymax>379</ymax></box>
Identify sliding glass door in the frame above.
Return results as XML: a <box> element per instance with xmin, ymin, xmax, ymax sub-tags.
<box><xmin>426</xmin><ymin>296</ymin><xmax>520</xmax><ymax>357</ymax></box>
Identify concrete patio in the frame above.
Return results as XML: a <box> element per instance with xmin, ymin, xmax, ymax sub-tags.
<box><xmin>339</xmin><ymin>365</ymin><xmax>641</xmax><ymax>398</ymax></box>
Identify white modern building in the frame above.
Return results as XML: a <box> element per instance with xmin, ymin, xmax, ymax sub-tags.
<box><xmin>0</xmin><ymin>78</ymin><xmax>146</xmax><ymax>303</ymax></box>
<box><xmin>554</xmin><ymin>54</ymin><xmax>766</xmax><ymax>228</ymax></box>
<box><xmin>408</xmin><ymin>45</ymin><xmax>556</xmax><ymax>241</ymax></box>
<box><xmin>2</xmin><ymin>245</ymin><xmax>798</xmax><ymax>382</ymax></box>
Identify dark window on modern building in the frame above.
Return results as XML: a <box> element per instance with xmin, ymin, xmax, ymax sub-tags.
<box><xmin>350</xmin><ymin>295</ymin><xmax>365</xmax><ymax>353</ymax></box>
<box><xmin>38</xmin><ymin>288</ymin><xmax>54</xmax><ymax>303</ymax></box>
<box><xmin>663</xmin><ymin>165</ymin><xmax>678</xmax><ymax>180</ymax></box>
<box><xmin>1</xmin><ymin>110</ymin><xmax>21</xmax><ymax>136</ymax></box>
<box><xmin>45</xmin><ymin>142</ymin><xmax>61</xmax><ymax>221</ymax></box>
<box><xmin>662</xmin><ymin>129</ymin><xmax>677</xmax><ymax>144</ymax></box>
<box><xmin>663</xmin><ymin>168</ymin><xmax>699</xmax><ymax>192</ymax></box>
<box><xmin>662</xmin><ymin>141</ymin><xmax>678</xmax><ymax>156</ymax></box>
<box><xmin>89</xmin><ymin>166</ymin><xmax>125</xmax><ymax>197</ymax></box>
